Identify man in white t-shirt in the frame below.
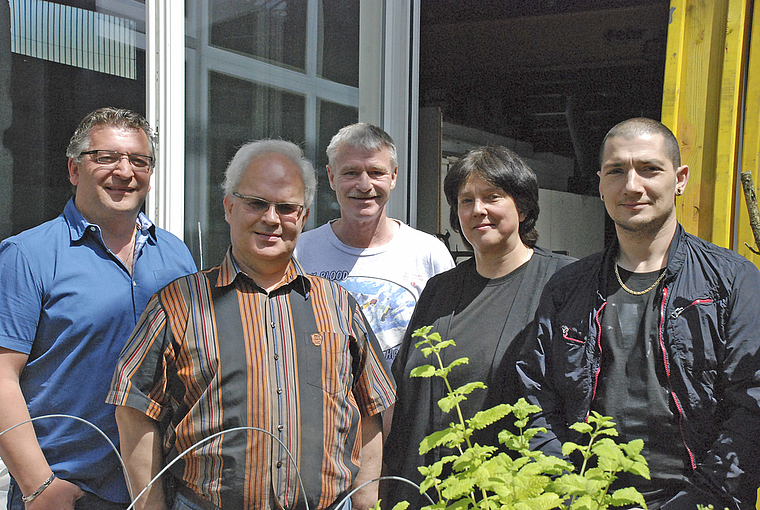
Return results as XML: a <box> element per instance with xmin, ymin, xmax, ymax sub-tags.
<box><xmin>294</xmin><ymin>123</ymin><xmax>454</xmax><ymax>364</ymax></box>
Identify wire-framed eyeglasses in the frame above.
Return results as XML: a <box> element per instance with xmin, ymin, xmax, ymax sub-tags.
<box><xmin>232</xmin><ymin>192</ymin><xmax>305</xmax><ymax>219</ymax></box>
<box><xmin>80</xmin><ymin>150</ymin><xmax>154</xmax><ymax>171</ymax></box>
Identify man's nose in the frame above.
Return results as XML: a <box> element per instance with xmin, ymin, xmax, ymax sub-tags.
<box><xmin>623</xmin><ymin>169</ymin><xmax>643</xmax><ymax>192</ymax></box>
<box><xmin>261</xmin><ymin>203</ymin><xmax>280</xmax><ymax>223</ymax></box>
<box><xmin>111</xmin><ymin>157</ymin><xmax>135</xmax><ymax>179</ymax></box>
<box><xmin>356</xmin><ymin>171</ymin><xmax>372</xmax><ymax>191</ymax></box>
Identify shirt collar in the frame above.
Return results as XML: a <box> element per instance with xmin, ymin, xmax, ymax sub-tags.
<box><xmin>63</xmin><ymin>198</ymin><xmax>156</xmax><ymax>242</ymax></box>
<box><xmin>217</xmin><ymin>247</ymin><xmax>311</xmax><ymax>297</ymax></box>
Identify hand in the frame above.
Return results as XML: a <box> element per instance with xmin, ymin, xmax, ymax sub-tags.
<box><xmin>26</xmin><ymin>477</ymin><xmax>84</xmax><ymax>510</ymax></box>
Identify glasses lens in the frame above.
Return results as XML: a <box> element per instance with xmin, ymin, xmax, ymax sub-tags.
<box><xmin>275</xmin><ymin>203</ymin><xmax>301</xmax><ymax>216</ymax></box>
<box><xmin>94</xmin><ymin>151</ymin><xmax>121</xmax><ymax>165</ymax></box>
<box><xmin>89</xmin><ymin>151</ymin><xmax>151</xmax><ymax>171</ymax></box>
<box><xmin>245</xmin><ymin>197</ymin><xmax>271</xmax><ymax>214</ymax></box>
<box><xmin>128</xmin><ymin>155</ymin><xmax>152</xmax><ymax>168</ymax></box>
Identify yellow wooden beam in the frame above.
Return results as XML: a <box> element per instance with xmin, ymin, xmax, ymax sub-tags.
<box><xmin>712</xmin><ymin>0</ymin><xmax>753</xmax><ymax>249</ymax></box>
<box><xmin>662</xmin><ymin>0</ymin><xmax>729</xmax><ymax>243</ymax></box>
<box><xmin>736</xmin><ymin>3</ymin><xmax>760</xmax><ymax>265</ymax></box>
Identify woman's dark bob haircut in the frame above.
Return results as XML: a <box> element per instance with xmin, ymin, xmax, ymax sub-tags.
<box><xmin>444</xmin><ymin>145</ymin><xmax>540</xmax><ymax>248</ymax></box>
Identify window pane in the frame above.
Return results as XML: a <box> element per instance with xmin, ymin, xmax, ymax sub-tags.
<box><xmin>210</xmin><ymin>0</ymin><xmax>307</xmax><ymax>72</ymax></box>
<box><xmin>1</xmin><ymin>0</ymin><xmax>145</xmax><ymax>240</ymax></box>
<box><xmin>318</xmin><ymin>0</ymin><xmax>358</xmax><ymax>86</ymax></box>
<box><xmin>314</xmin><ymin>99</ymin><xmax>358</xmax><ymax>226</ymax></box>
<box><xmin>188</xmin><ymin>71</ymin><xmax>306</xmax><ymax>267</ymax></box>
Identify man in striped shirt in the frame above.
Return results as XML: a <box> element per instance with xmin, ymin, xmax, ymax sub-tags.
<box><xmin>107</xmin><ymin>140</ymin><xmax>396</xmax><ymax>510</ymax></box>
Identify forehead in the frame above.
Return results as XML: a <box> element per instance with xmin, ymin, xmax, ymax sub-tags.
<box><xmin>333</xmin><ymin>145</ymin><xmax>394</xmax><ymax>169</ymax></box>
<box><xmin>459</xmin><ymin>173</ymin><xmax>499</xmax><ymax>193</ymax></box>
<box><xmin>238</xmin><ymin>152</ymin><xmax>305</xmax><ymax>199</ymax></box>
<box><xmin>602</xmin><ymin>132</ymin><xmax>669</xmax><ymax>164</ymax></box>
<box><xmin>87</xmin><ymin>125</ymin><xmax>150</xmax><ymax>151</ymax></box>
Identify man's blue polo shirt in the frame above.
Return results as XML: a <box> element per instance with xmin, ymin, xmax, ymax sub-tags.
<box><xmin>0</xmin><ymin>198</ymin><xmax>197</xmax><ymax>503</ymax></box>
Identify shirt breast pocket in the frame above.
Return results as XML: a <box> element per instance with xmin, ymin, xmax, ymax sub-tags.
<box><xmin>299</xmin><ymin>332</ymin><xmax>352</xmax><ymax>396</ymax></box>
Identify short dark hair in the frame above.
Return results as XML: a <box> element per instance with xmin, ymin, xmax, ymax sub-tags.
<box><xmin>599</xmin><ymin>117</ymin><xmax>681</xmax><ymax>168</ymax></box>
<box><xmin>444</xmin><ymin>145</ymin><xmax>540</xmax><ymax>248</ymax></box>
<box><xmin>66</xmin><ymin>107</ymin><xmax>155</xmax><ymax>163</ymax></box>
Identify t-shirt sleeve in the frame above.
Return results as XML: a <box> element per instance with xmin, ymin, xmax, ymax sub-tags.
<box><xmin>349</xmin><ymin>301</ymin><xmax>396</xmax><ymax>417</ymax></box>
<box><xmin>428</xmin><ymin>235</ymin><xmax>455</xmax><ymax>274</ymax></box>
<box><xmin>106</xmin><ymin>293</ymin><xmax>175</xmax><ymax>421</ymax></box>
<box><xmin>0</xmin><ymin>241</ymin><xmax>43</xmax><ymax>354</ymax></box>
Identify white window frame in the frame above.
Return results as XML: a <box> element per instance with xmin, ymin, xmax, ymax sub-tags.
<box><xmin>146</xmin><ymin>0</ymin><xmax>418</xmax><ymax>238</ymax></box>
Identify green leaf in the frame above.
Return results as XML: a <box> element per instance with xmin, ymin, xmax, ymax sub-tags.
<box><xmin>420</xmin><ymin>428</ymin><xmax>462</xmax><ymax>454</ymax></box>
<box><xmin>620</xmin><ymin>439</ymin><xmax>645</xmax><ymax>457</ymax></box>
<box><xmin>562</xmin><ymin>441</ymin><xmax>582</xmax><ymax>457</ymax></box>
<box><xmin>411</xmin><ymin>364</ymin><xmax>437</xmax><ymax>378</ymax></box>
<box><xmin>569</xmin><ymin>422</ymin><xmax>593</xmax><ymax>434</ymax></box>
<box><xmin>468</xmin><ymin>404</ymin><xmax>513</xmax><ymax>430</ymax></box>
<box><xmin>438</xmin><ymin>394</ymin><xmax>468</xmax><ymax>414</ymax></box>
<box><xmin>609</xmin><ymin>487</ymin><xmax>647</xmax><ymax>508</ymax></box>
<box><xmin>389</xmin><ymin>502</ymin><xmax>410</xmax><ymax>510</ymax></box>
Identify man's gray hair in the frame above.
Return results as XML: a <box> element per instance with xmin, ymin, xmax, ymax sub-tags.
<box><xmin>222</xmin><ymin>140</ymin><xmax>317</xmax><ymax>209</ymax></box>
<box><xmin>66</xmin><ymin>107</ymin><xmax>155</xmax><ymax>162</ymax></box>
<box><xmin>326</xmin><ymin>123</ymin><xmax>398</xmax><ymax>169</ymax></box>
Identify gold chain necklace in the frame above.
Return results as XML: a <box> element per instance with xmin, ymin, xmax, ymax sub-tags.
<box><xmin>614</xmin><ymin>263</ymin><xmax>666</xmax><ymax>296</ymax></box>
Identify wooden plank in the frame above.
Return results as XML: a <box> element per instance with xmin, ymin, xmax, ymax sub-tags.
<box><xmin>661</xmin><ymin>0</ymin><xmax>729</xmax><ymax>241</ymax></box>
<box><xmin>712</xmin><ymin>0</ymin><xmax>752</xmax><ymax>248</ymax></box>
<box><xmin>736</xmin><ymin>3</ymin><xmax>760</xmax><ymax>266</ymax></box>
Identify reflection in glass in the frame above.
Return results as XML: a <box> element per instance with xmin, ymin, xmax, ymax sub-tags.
<box><xmin>318</xmin><ymin>0</ymin><xmax>358</xmax><ymax>87</ymax></box>
<box><xmin>315</xmin><ymin>99</ymin><xmax>357</xmax><ymax>226</ymax></box>
<box><xmin>192</xmin><ymin>71</ymin><xmax>306</xmax><ymax>267</ymax></box>
<box><xmin>1</xmin><ymin>0</ymin><xmax>145</xmax><ymax>240</ymax></box>
<box><xmin>210</xmin><ymin>0</ymin><xmax>307</xmax><ymax>72</ymax></box>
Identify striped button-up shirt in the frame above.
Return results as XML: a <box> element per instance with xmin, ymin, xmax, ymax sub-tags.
<box><xmin>107</xmin><ymin>250</ymin><xmax>396</xmax><ymax>509</ymax></box>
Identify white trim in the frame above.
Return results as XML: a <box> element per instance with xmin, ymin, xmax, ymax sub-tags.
<box><xmin>145</xmin><ymin>0</ymin><xmax>185</xmax><ymax>238</ymax></box>
<box><xmin>382</xmin><ymin>0</ymin><xmax>419</xmax><ymax>226</ymax></box>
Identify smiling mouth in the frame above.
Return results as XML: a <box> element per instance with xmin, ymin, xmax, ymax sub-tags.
<box><xmin>105</xmin><ymin>186</ymin><xmax>135</xmax><ymax>193</ymax></box>
<box><xmin>256</xmin><ymin>231</ymin><xmax>281</xmax><ymax>239</ymax></box>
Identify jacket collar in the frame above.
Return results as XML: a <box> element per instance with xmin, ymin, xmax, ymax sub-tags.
<box><xmin>599</xmin><ymin>223</ymin><xmax>686</xmax><ymax>298</ymax></box>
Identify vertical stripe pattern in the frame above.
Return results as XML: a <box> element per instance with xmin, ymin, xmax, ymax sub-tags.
<box><xmin>108</xmin><ymin>250</ymin><xmax>396</xmax><ymax>509</ymax></box>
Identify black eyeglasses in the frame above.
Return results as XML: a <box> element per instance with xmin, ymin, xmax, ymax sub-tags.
<box><xmin>80</xmin><ymin>150</ymin><xmax>153</xmax><ymax>171</ymax></box>
<box><xmin>232</xmin><ymin>192</ymin><xmax>304</xmax><ymax>219</ymax></box>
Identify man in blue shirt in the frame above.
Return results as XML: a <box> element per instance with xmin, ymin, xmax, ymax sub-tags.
<box><xmin>0</xmin><ymin>108</ymin><xmax>197</xmax><ymax>510</ymax></box>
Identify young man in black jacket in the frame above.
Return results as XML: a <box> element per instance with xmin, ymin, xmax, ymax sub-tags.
<box><xmin>517</xmin><ymin>118</ymin><xmax>760</xmax><ymax>510</ymax></box>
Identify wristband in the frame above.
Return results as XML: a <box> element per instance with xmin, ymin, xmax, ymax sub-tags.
<box><xmin>22</xmin><ymin>473</ymin><xmax>55</xmax><ymax>503</ymax></box>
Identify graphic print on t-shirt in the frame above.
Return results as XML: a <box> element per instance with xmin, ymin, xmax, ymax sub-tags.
<box><xmin>338</xmin><ymin>277</ymin><xmax>417</xmax><ymax>363</ymax></box>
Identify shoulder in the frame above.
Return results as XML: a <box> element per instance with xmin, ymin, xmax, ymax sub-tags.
<box><xmin>532</xmin><ymin>246</ymin><xmax>577</xmax><ymax>271</ymax></box>
<box><xmin>544</xmin><ymin>251</ymin><xmax>604</xmax><ymax>294</ymax></box>
<box><xmin>395</xmin><ymin>223</ymin><xmax>454</xmax><ymax>262</ymax></box>
<box><xmin>0</xmin><ymin>215</ymin><xmax>69</xmax><ymax>265</ymax></box>
<box><xmin>298</xmin><ymin>223</ymin><xmax>333</xmax><ymax>242</ymax></box>
<box><xmin>676</xmin><ymin>230</ymin><xmax>760</xmax><ymax>287</ymax></box>
<box><xmin>294</xmin><ymin>223</ymin><xmax>336</xmax><ymax>258</ymax></box>
<box><xmin>397</xmin><ymin>223</ymin><xmax>445</xmax><ymax>246</ymax></box>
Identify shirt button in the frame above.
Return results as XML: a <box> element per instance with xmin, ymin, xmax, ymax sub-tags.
<box><xmin>278</xmin><ymin>424</ymin><xmax>284</xmax><ymax>431</ymax></box>
<box><xmin>132</xmin><ymin>281</ymin><xmax>137</xmax><ymax>286</ymax></box>
<box><xmin>89</xmin><ymin>226</ymin><xmax>97</xmax><ymax>232</ymax></box>
<box><xmin>271</xmin><ymin>322</ymin><xmax>275</xmax><ymax>328</ymax></box>
<box><xmin>273</xmin><ymin>354</ymin><xmax>279</xmax><ymax>360</ymax></box>
<box><xmin>276</xmin><ymin>461</ymin><xmax>282</xmax><ymax>468</ymax></box>
<box><xmin>277</xmin><ymin>388</ymin><xmax>282</xmax><ymax>394</ymax></box>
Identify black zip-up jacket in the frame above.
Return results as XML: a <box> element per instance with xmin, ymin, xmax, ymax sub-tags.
<box><xmin>517</xmin><ymin>225</ymin><xmax>760</xmax><ymax>510</ymax></box>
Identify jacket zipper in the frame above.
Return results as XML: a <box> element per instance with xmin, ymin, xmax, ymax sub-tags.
<box><xmin>659</xmin><ymin>287</ymin><xmax>697</xmax><ymax>470</ymax></box>
<box><xmin>588</xmin><ymin>302</ymin><xmax>606</xmax><ymax>417</ymax></box>
<box><xmin>669</xmin><ymin>298</ymin><xmax>713</xmax><ymax>320</ymax></box>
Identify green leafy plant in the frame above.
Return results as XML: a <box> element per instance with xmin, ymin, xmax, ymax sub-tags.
<box><xmin>383</xmin><ymin>326</ymin><xmax>651</xmax><ymax>510</ymax></box>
